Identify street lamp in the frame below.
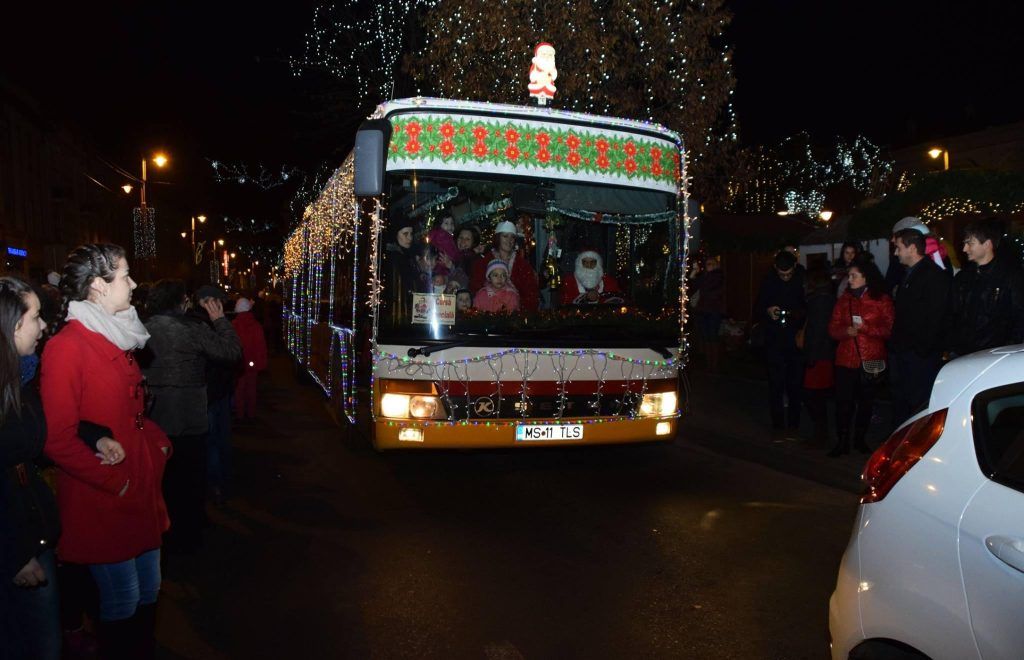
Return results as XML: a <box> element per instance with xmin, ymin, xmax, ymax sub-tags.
<box><xmin>140</xmin><ymin>152</ymin><xmax>168</xmax><ymax>209</ymax></box>
<box><xmin>819</xmin><ymin>210</ymin><xmax>833</xmax><ymax>222</ymax></box>
<box><xmin>928</xmin><ymin>147</ymin><xmax>949</xmax><ymax>171</ymax></box>
<box><xmin>189</xmin><ymin>214</ymin><xmax>207</xmax><ymax>265</ymax></box>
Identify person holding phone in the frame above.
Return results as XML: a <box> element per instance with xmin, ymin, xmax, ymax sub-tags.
<box><xmin>827</xmin><ymin>257</ymin><xmax>894</xmax><ymax>457</ymax></box>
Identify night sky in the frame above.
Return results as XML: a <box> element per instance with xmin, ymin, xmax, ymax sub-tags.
<box><xmin>3</xmin><ymin>0</ymin><xmax>1022</xmax><ymax>207</ymax></box>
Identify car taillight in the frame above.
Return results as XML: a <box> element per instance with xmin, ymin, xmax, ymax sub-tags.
<box><xmin>860</xmin><ymin>408</ymin><xmax>948</xmax><ymax>504</ymax></box>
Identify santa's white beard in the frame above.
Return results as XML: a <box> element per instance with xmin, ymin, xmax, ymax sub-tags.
<box><xmin>575</xmin><ymin>266</ymin><xmax>603</xmax><ymax>290</ymax></box>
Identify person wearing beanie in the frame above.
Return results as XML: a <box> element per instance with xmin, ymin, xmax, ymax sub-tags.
<box><xmin>470</xmin><ymin>220</ymin><xmax>540</xmax><ymax>311</ymax></box>
<box><xmin>231</xmin><ymin>297</ymin><xmax>267</xmax><ymax>421</ymax></box>
<box><xmin>473</xmin><ymin>260</ymin><xmax>520</xmax><ymax>313</ymax></box>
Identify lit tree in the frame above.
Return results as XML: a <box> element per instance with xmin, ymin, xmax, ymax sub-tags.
<box><xmin>406</xmin><ymin>0</ymin><xmax>738</xmax><ymax>196</ymax></box>
<box><xmin>291</xmin><ymin>0</ymin><xmax>737</xmax><ymax>203</ymax></box>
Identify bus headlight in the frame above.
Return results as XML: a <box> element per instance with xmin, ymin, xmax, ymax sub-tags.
<box><xmin>381</xmin><ymin>393</ymin><xmax>411</xmax><ymax>418</ymax></box>
<box><xmin>409</xmin><ymin>395</ymin><xmax>441</xmax><ymax>419</ymax></box>
<box><xmin>639</xmin><ymin>391</ymin><xmax>677</xmax><ymax>417</ymax></box>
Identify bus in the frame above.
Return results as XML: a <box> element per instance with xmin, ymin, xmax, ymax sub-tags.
<box><xmin>284</xmin><ymin>97</ymin><xmax>691</xmax><ymax>449</ymax></box>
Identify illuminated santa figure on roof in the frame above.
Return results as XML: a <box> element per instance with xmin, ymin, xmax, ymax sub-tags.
<box><xmin>560</xmin><ymin>250</ymin><xmax>624</xmax><ymax>305</ymax></box>
<box><xmin>528</xmin><ymin>42</ymin><xmax>557</xmax><ymax>105</ymax></box>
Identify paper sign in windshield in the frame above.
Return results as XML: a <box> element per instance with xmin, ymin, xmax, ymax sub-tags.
<box><xmin>411</xmin><ymin>293</ymin><xmax>456</xmax><ymax>326</ymax></box>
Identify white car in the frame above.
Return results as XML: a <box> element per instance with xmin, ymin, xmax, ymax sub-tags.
<box><xmin>830</xmin><ymin>346</ymin><xmax>1024</xmax><ymax>660</ymax></box>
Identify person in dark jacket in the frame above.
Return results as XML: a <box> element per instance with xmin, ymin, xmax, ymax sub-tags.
<box><xmin>949</xmin><ymin>217</ymin><xmax>1024</xmax><ymax>356</ymax></box>
<box><xmin>190</xmin><ymin>285</ymin><xmax>238</xmax><ymax>502</ymax></box>
<box><xmin>828</xmin><ymin>258</ymin><xmax>894</xmax><ymax>456</ymax></box>
<box><xmin>142</xmin><ymin>279</ymin><xmax>241</xmax><ymax>552</ymax></box>
<box><xmin>800</xmin><ymin>267</ymin><xmax>836</xmax><ymax>448</ymax></box>
<box><xmin>754</xmin><ymin>250</ymin><xmax>807</xmax><ymax>433</ymax></box>
<box><xmin>0</xmin><ymin>276</ymin><xmax>60</xmax><ymax>659</ymax></box>
<box><xmin>890</xmin><ymin>228</ymin><xmax>951</xmax><ymax>427</ymax></box>
<box><xmin>689</xmin><ymin>255</ymin><xmax>726</xmax><ymax>372</ymax></box>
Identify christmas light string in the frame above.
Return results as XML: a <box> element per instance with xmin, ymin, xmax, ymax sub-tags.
<box><xmin>209</xmin><ymin>159</ymin><xmax>302</xmax><ymax>189</ymax></box>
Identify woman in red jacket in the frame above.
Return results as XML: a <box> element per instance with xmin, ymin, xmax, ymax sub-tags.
<box><xmin>827</xmin><ymin>257</ymin><xmax>894</xmax><ymax>457</ymax></box>
<box><xmin>41</xmin><ymin>244</ymin><xmax>171</xmax><ymax>659</ymax></box>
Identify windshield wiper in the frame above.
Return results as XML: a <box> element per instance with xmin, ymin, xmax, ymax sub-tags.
<box><xmin>406</xmin><ymin>338</ymin><xmax>479</xmax><ymax>358</ymax></box>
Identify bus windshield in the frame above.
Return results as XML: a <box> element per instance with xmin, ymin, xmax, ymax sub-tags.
<box><xmin>377</xmin><ymin>171</ymin><xmax>682</xmax><ymax>345</ymax></box>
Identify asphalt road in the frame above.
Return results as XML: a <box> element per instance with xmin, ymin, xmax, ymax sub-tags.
<box><xmin>157</xmin><ymin>360</ymin><xmax>859</xmax><ymax>659</ymax></box>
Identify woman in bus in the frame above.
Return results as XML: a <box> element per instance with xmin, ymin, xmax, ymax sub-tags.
<box><xmin>41</xmin><ymin>244</ymin><xmax>171</xmax><ymax>659</ymax></box>
<box><xmin>827</xmin><ymin>255</ymin><xmax>893</xmax><ymax>457</ymax></box>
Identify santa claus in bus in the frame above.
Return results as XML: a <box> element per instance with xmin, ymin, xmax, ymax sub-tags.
<box><xmin>560</xmin><ymin>250</ymin><xmax>624</xmax><ymax>305</ymax></box>
<box><xmin>528</xmin><ymin>43</ymin><xmax>557</xmax><ymax>103</ymax></box>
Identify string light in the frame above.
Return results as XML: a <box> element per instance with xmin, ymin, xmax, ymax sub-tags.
<box><xmin>209</xmin><ymin>160</ymin><xmax>302</xmax><ymax>189</ymax></box>
<box><xmin>132</xmin><ymin>207</ymin><xmax>157</xmax><ymax>260</ymax></box>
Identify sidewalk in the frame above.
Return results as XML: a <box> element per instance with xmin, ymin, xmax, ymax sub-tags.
<box><xmin>679</xmin><ymin>363</ymin><xmax>892</xmax><ymax>494</ymax></box>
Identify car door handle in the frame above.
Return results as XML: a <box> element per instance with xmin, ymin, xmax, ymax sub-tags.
<box><xmin>985</xmin><ymin>536</ymin><xmax>1024</xmax><ymax>574</ymax></box>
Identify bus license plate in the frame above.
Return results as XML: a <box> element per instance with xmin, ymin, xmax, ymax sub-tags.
<box><xmin>515</xmin><ymin>424</ymin><xmax>584</xmax><ymax>442</ymax></box>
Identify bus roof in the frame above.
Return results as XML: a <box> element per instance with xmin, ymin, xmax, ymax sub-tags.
<box><xmin>372</xmin><ymin>97</ymin><xmax>683</xmax><ymax>148</ymax></box>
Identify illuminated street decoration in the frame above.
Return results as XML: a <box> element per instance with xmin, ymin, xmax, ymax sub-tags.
<box><xmin>132</xmin><ymin>207</ymin><xmax>157</xmax><ymax>259</ymax></box>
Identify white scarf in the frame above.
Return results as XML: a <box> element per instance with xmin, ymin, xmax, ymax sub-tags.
<box><xmin>67</xmin><ymin>300</ymin><xmax>151</xmax><ymax>351</ymax></box>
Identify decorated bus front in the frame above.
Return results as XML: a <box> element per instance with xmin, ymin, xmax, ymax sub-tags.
<box><xmin>362</xmin><ymin>98</ymin><xmax>690</xmax><ymax>449</ymax></box>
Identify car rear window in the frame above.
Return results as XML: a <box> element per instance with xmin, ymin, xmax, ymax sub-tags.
<box><xmin>972</xmin><ymin>384</ymin><xmax>1024</xmax><ymax>494</ymax></box>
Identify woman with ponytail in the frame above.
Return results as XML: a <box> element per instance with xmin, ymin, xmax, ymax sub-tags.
<box><xmin>41</xmin><ymin>244</ymin><xmax>171</xmax><ymax>659</ymax></box>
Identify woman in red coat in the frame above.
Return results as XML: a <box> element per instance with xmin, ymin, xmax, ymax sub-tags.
<box><xmin>827</xmin><ymin>257</ymin><xmax>894</xmax><ymax>457</ymax></box>
<box><xmin>231</xmin><ymin>297</ymin><xmax>267</xmax><ymax>420</ymax></box>
<box><xmin>41</xmin><ymin>244</ymin><xmax>171</xmax><ymax>659</ymax></box>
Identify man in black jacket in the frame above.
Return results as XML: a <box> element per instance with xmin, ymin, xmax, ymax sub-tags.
<box><xmin>890</xmin><ymin>228</ymin><xmax>951</xmax><ymax>426</ymax></box>
<box><xmin>949</xmin><ymin>217</ymin><xmax>1024</xmax><ymax>357</ymax></box>
<box><xmin>754</xmin><ymin>251</ymin><xmax>806</xmax><ymax>434</ymax></box>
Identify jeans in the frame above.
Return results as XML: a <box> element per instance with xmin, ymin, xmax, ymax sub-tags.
<box><xmin>890</xmin><ymin>350</ymin><xmax>942</xmax><ymax>429</ymax></box>
<box><xmin>206</xmin><ymin>396</ymin><xmax>233</xmax><ymax>494</ymax></box>
<box><xmin>7</xmin><ymin>548</ymin><xmax>61</xmax><ymax>660</ymax></box>
<box><xmin>164</xmin><ymin>434</ymin><xmax>208</xmax><ymax>550</ymax></box>
<box><xmin>88</xmin><ymin>548</ymin><xmax>161</xmax><ymax>622</ymax></box>
<box><xmin>766</xmin><ymin>352</ymin><xmax>804</xmax><ymax>428</ymax></box>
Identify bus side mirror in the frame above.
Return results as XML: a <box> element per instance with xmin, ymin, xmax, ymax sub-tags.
<box><xmin>354</xmin><ymin>119</ymin><xmax>391</xmax><ymax>197</ymax></box>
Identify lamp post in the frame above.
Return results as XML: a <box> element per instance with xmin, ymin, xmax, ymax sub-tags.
<box><xmin>190</xmin><ymin>214</ymin><xmax>207</xmax><ymax>265</ymax></box>
<box><xmin>928</xmin><ymin>147</ymin><xmax>949</xmax><ymax>171</ymax></box>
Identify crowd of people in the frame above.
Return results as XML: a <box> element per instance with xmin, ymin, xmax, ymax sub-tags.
<box><xmin>695</xmin><ymin>215</ymin><xmax>1024</xmax><ymax>456</ymax></box>
<box><xmin>384</xmin><ymin>214</ymin><xmax>625</xmax><ymax>318</ymax></box>
<box><xmin>1</xmin><ymin>243</ymin><xmax>270</xmax><ymax>659</ymax></box>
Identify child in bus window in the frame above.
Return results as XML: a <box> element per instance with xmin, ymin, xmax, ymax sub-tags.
<box><xmin>474</xmin><ymin>260</ymin><xmax>520</xmax><ymax>313</ymax></box>
<box><xmin>432</xmin><ymin>272</ymin><xmax>448</xmax><ymax>295</ymax></box>
<box><xmin>427</xmin><ymin>215</ymin><xmax>460</xmax><ymax>273</ymax></box>
<box><xmin>456</xmin><ymin>289</ymin><xmax>473</xmax><ymax>313</ymax></box>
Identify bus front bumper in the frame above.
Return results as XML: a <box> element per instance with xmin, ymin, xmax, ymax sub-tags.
<box><xmin>373</xmin><ymin>417</ymin><xmax>678</xmax><ymax>450</ymax></box>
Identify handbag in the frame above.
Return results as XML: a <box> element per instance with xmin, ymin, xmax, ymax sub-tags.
<box><xmin>849</xmin><ymin>298</ymin><xmax>886</xmax><ymax>383</ymax></box>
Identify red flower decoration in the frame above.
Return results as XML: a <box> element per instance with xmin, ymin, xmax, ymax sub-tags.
<box><xmin>506</xmin><ymin>146</ymin><xmax>520</xmax><ymax>161</ymax></box>
<box><xmin>597</xmin><ymin>155</ymin><xmax>610</xmax><ymax>169</ymax></box>
<box><xmin>536</xmin><ymin>133</ymin><xmax>551</xmax><ymax>147</ymax></box>
<box><xmin>405</xmin><ymin>122</ymin><xmax>422</xmax><ymax>138</ymax></box>
<box><xmin>440</xmin><ymin>141</ymin><xmax>455</xmax><ymax>157</ymax></box>
<box><xmin>566</xmin><ymin>135</ymin><xmax>581</xmax><ymax>150</ymax></box>
<box><xmin>537</xmin><ymin>150</ymin><xmax>551</xmax><ymax>164</ymax></box>
<box><xmin>650</xmin><ymin>147</ymin><xmax>662</xmax><ymax>162</ymax></box>
<box><xmin>651</xmin><ymin>163</ymin><xmax>663</xmax><ymax>177</ymax></box>
<box><xmin>405</xmin><ymin>140</ymin><xmax>421</xmax><ymax>155</ymax></box>
<box><xmin>505</xmin><ymin>129</ymin><xmax>520</xmax><ymax>143</ymax></box>
<box><xmin>567</xmin><ymin>152</ymin><xmax>582</xmax><ymax>168</ymax></box>
<box><xmin>473</xmin><ymin>126</ymin><xmax>489</xmax><ymax>140</ymax></box>
<box><xmin>473</xmin><ymin>143</ymin><xmax>488</xmax><ymax>158</ymax></box>
<box><xmin>596</xmin><ymin>139</ymin><xmax>609</xmax><ymax>152</ymax></box>
<box><xmin>493</xmin><ymin>129</ymin><xmax>501</xmax><ymax>137</ymax></box>
<box><xmin>440</xmin><ymin>123</ymin><xmax>455</xmax><ymax>138</ymax></box>
<box><xmin>624</xmin><ymin>142</ymin><xmax>637</xmax><ymax>157</ymax></box>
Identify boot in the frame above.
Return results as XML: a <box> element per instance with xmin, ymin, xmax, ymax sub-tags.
<box><xmin>827</xmin><ymin>428</ymin><xmax>850</xmax><ymax>458</ymax></box>
<box><xmin>96</xmin><ymin>616</ymin><xmax>136</xmax><ymax>660</ymax></box>
<box><xmin>135</xmin><ymin>603</ymin><xmax>158</xmax><ymax>660</ymax></box>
